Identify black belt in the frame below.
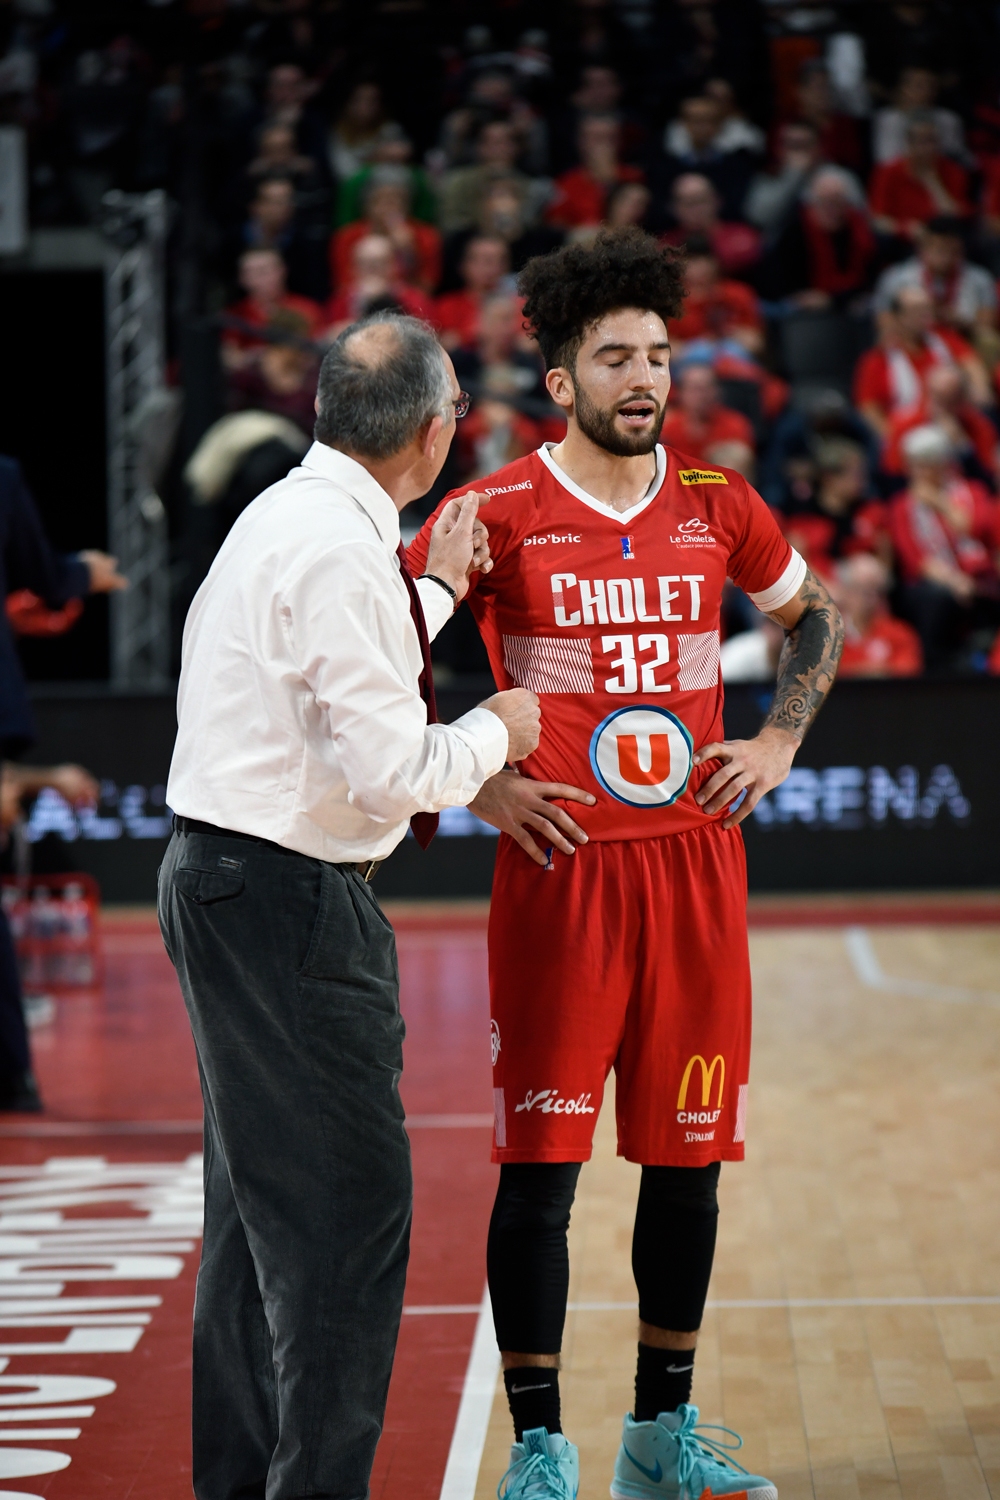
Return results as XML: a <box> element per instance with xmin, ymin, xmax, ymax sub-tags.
<box><xmin>172</xmin><ymin>816</ymin><xmax>382</xmax><ymax>883</ymax></box>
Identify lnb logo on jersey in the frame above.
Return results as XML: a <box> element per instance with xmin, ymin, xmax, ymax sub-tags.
<box><xmin>589</xmin><ymin>706</ymin><xmax>693</xmax><ymax>808</ymax></box>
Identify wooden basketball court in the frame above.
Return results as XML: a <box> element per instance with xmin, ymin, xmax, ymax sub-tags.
<box><xmin>473</xmin><ymin>918</ymin><xmax>1000</xmax><ymax>1500</ymax></box>
<box><xmin>0</xmin><ymin>900</ymin><xmax>997</xmax><ymax>1500</ymax></box>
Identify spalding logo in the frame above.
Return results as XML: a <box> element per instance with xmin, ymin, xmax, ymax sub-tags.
<box><xmin>678</xmin><ymin>468</ymin><xmax>728</xmax><ymax>485</ymax></box>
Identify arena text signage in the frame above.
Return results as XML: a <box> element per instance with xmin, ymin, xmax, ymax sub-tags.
<box><xmin>21</xmin><ymin>766</ymin><xmax>974</xmax><ymax>842</ymax></box>
<box><xmin>750</xmin><ymin>764</ymin><xmax>970</xmax><ymax>830</ymax></box>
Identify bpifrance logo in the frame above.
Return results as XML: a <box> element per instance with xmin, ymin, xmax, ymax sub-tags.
<box><xmin>676</xmin><ymin>1053</ymin><xmax>725</xmax><ymax>1125</ymax></box>
<box><xmin>620</xmin><ymin>535</ymin><xmax>635</xmax><ymax>560</ymax></box>
<box><xmin>589</xmin><ymin>706</ymin><xmax>693</xmax><ymax>808</ymax></box>
<box><xmin>678</xmin><ymin>469</ymin><xmax>728</xmax><ymax>485</ymax></box>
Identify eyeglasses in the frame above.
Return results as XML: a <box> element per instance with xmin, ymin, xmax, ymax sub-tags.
<box><xmin>453</xmin><ymin>391</ymin><xmax>471</xmax><ymax>419</ymax></box>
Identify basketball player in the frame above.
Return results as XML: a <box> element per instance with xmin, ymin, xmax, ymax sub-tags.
<box><xmin>408</xmin><ymin>229</ymin><xmax>843</xmax><ymax>1500</ymax></box>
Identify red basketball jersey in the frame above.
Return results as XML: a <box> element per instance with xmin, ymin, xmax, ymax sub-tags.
<box><xmin>408</xmin><ymin>444</ymin><xmax>804</xmax><ymax>841</ymax></box>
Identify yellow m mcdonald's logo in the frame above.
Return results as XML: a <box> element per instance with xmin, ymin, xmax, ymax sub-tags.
<box><xmin>677</xmin><ymin>1054</ymin><xmax>725</xmax><ymax>1111</ymax></box>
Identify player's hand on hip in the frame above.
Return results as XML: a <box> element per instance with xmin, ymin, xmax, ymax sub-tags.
<box><xmin>423</xmin><ymin>491</ymin><xmax>492</xmax><ymax>601</ymax></box>
<box><xmin>480</xmin><ymin>688</ymin><xmax>540</xmax><ymax>763</ymax></box>
<box><xmin>468</xmin><ymin>768</ymin><xmax>595</xmax><ymax>867</ymax></box>
<box><xmin>693</xmin><ymin>726</ymin><xmax>798</xmax><ymax>829</ymax></box>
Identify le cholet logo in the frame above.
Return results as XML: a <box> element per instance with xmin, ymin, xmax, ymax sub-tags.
<box><xmin>671</xmin><ymin>516</ymin><xmax>716</xmax><ymax>546</ymax></box>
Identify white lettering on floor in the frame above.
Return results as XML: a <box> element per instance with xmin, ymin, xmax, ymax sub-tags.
<box><xmin>0</xmin><ymin>1155</ymin><xmax>203</xmax><ymax>1486</ymax></box>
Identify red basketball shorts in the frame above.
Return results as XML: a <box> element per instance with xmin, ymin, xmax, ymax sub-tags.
<box><xmin>488</xmin><ymin>822</ymin><xmax>752</xmax><ymax>1167</ymax></box>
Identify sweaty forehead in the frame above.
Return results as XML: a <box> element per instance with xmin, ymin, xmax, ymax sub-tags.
<box><xmin>580</xmin><ymin>308</ymin><xmax>670</xmax><ymax>354</ymax></box>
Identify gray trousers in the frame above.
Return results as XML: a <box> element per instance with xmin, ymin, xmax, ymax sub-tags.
<box><xmin>158</xmin><ymin>825</ymin><xmax>412</xmax><ymax>1500</ymax></box>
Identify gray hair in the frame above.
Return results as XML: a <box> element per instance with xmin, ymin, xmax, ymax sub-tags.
<box><xmin>363</xmin><ymin>164</ymin><xmax>413</xmax><ymax>205</ymax></box>
<box><xmin>804</xmin><ymin>164</ymin><xmax>865</xmax><ymax>208</ymax></box>
<box><xmin>901</xmin><ymin>421</ymin><xmax>953</xmax><ymax>465</ymax></box>
<box><xmin>314</xmin><ymin>312</ymin><xmax>451</xmax><ymax>459</ymax></box>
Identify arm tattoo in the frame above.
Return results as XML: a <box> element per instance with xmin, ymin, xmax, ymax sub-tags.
<box><xmin>764</xmin><ymin>567</ymin><xmax>844</xmax><ymax>742</ymax></box>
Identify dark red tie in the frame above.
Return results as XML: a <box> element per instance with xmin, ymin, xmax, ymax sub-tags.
<box><xmin>396</xmin><ymin>542</ymin><xmax>439</xmax><ymax>849</ymax></box>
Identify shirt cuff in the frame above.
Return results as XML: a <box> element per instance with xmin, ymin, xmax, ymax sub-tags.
<box><xmin>747</xmin><ymin>548</ymin><xmax>807</xmax><ymax>614</ymax></box>
<box><xmin>447</xmin><ymin>704</ymin><xmax>509</xmax><ymax>780</ymax></box>
<box><xmin>415</xmin><ymin>574</ymin><xmax>455</xmax><ymax>643</ymax></box>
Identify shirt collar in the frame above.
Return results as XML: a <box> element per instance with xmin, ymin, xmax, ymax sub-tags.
<box><xmin>301</xmin><ymin>441</ymin><xmax>401</xmax><ymax>552</ymax></box>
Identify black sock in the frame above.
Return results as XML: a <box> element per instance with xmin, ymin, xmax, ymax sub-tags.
<box><xmin>634</xmin><ymin>1343</ymin><xmax>696</xmax><ymax>1422</ymax></box>
<box><xmin>504</xmin><ymin>1366</ymin><xmax>561</xmax><ymax>1440</ymax></box>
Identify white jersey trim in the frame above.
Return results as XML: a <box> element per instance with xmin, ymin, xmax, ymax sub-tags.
<box><xmin>536</xmin><ymin>443</ymin><xmax>666</xmax><ymax>524</ymax></box>
<box><xmin>747</xmin><ymin>548</ymin><xmax>807</xmax><ymax>614</ymax></box>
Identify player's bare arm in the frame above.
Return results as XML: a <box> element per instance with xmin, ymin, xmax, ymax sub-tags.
<box><xmin>694</xmin><ymin>566</ymin><xmax>844</xmax><ymax>829</ymax></box>
<box><xmin>469</xmin><ymin>769</ymin><xmax>596</xmax><ymax>867</ymax></box>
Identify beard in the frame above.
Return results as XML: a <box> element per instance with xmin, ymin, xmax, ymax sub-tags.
<box><xmin>571</xmin><ymin>378</ymin><xmax>665</xmax><ymax>457</ymax></box>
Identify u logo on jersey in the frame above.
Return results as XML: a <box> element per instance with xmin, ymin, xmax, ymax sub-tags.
<box><xmin>589</xmin><ymin>706</ymin><xmax>693</xmax><ymax>807</ymax></box>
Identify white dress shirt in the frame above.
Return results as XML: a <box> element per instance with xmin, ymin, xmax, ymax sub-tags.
<box><xmin>167</xmin><ymin>442</ymin><xmax>509</xmax><ymax>862</ymax></box>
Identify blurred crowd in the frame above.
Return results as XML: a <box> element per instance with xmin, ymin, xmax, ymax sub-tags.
<box><xmin>4</xmin><ymin>0</ymin><xmax>1000</xmax><ymax>679</ymax></box>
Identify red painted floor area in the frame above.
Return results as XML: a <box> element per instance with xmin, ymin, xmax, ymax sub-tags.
<box><xmin>0</xmin><ymin>910</ymin><xmax>497</xmax><ymax>1500</ymax></box>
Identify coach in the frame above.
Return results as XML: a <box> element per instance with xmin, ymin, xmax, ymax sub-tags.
<box><xmin>159</xmin><ymin>312</ymin><xmax>538</xmax><ymax>1500</ymax></box>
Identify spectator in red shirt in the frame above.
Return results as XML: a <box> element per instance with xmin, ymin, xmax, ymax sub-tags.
<box><xmin>869</xmin><ymin>115</ymin><xmax>971</xmax><ymax>241</ymax></box>
<box><xmin>661</xmin><ymin>363</ymin><xmax>755</xmax><ymax>475</ymax></box>
<box><xmin>853</xmin><ymin>284</ymin><xmax>987</xmax><ymax>438</ymax></box>
<box><xmin>989</xmin><ymin>625</ymin><xmax>1000</xmax><ymax>674</ymax></box>
<box><xmin>659</xmin><ymin>173</ymin><xmax>761</xmax><ymax>275</ymax></box>
<box><xmin>781</xmin><ymin>438</ymin><xmax>890</xmax><ymax>582</ymax></box>
<box><xmin>324</xmin><ymin>234</ymin><xmax>432</xmax><ymax>336</ymax></box>
<box><xmin>605</xmin><ymin>180</ymin><xmax>652</xmax><ymax>229</ymax></box>
<box><xmin>669</xmin><ymin>240</ymin><xmax>788</xmax><ymax>418</ymax></box>
<box><xmin>793</xmin><ymin>59</ymin><xmax>865</xmax><ymax>174</ymax></box>
<box><xmin>882</xmin><ymin>365</ymin><xmax>1000</xmax><ymax>485</ymax></box>
<box><xmin>890</xmin><ymin>422</ymin><xmax>1000</xmax><ymax>667</ymax></box>
<box><xmin>835</xmin><ymin>554</ymin><xmax>923</xmax><ymax>677</ymax></box>
<box><xmin>546</xmin><ymin>115</ymin><xmax>644</xmax><ymax>229</ymax></box>
<box><xmin>434</xmin><ymin>236</ymin><xmax>511</xmax><ymax>352</ymax></box>
<box><xmin>330</xmin><ymin>166</ymin><xmax>441</xmax><ymax>292</ymax></box>
<box><xmin>757</xmin><ymin>166</ymin><xmax>875</xmax><ymax>310</ymax></box>
<box><xmin>668</xmin><ymin>241</ymin><xmax>764</xmax><ymax>354</ymax></box>
<box><xmin>222</xmin><ymin>249</ymin><xmax>323</xmax><ymax>369</ymax></box>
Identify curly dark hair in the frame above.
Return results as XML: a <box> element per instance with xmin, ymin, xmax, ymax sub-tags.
<box><xmin>517</xmin><ymin>227</ymin><xmax>686</xmax><ymax>372</ymax></box>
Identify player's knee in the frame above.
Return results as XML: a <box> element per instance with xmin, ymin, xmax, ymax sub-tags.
<box><xmin>492</xmin><ymin>1162</ymin><xmax>582</xmax><ymax>1235</ymax></box>
<box><xmin>639</xmin><ymin>1162</ymin><xmax>721</xmax><ymax>1216</ymax></box>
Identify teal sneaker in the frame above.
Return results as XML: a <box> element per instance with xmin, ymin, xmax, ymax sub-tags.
<box><xmin>610</xmin><ymin>1406</ymin><xmax>777</xmax><ymax>1500</ymax></box>
<box><xmin>499</xmin><ymin>1427</ymin><xmax>579</xmax><ymax>1500</ymax></box>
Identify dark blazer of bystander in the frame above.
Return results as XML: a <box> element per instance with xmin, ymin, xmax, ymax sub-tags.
<box><xmin>0</xmin><ymin>456</ymin><xmax>90</xmax><ymax>755</ymax></box>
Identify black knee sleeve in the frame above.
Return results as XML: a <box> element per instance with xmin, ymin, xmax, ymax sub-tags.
<box><xmin>632</xmin><ymin>1163</ymin><xmax>721</xmax><ymax>1333</ymax></box>
<box><xmin>487</xmin><ymin>1162</ymin><xmax>582</xmax><ymax>1354</ymax></box>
